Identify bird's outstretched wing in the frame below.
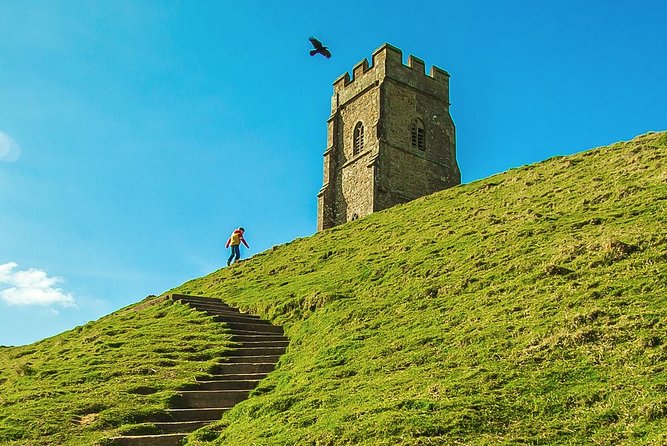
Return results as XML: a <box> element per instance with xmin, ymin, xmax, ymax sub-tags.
<box><xmin>308</xmin><ymin>36</ymin><xmax>331</xmax><ymax>58</ymax></box>
<box><xmin>309</xmin><ymin>36</ymin><xmax>324</xmax><ymax>50</ymax></box>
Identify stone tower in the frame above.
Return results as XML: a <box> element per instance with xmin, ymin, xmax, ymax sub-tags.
<box><xmin>317</xmin><ymin>43</ymin><xmax>460</xmax><ymax>231</ymax></box>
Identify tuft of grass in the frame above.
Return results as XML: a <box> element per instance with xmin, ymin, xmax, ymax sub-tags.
<box><xmin>1</xmin><ymin>131</ymin><xmax>665</xmax><ymax>445</ymax></box>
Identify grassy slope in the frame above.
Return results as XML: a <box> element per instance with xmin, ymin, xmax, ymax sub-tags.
<box><xmin>0</xmin><ymin>131</ymin><xmax>665</xmax><ymax>445</ymax></box>
<box><xmin>0</xmin><ymin>299</ymin><xmax>237</xmax><ymax>445</ymax></box>
<box><xmin>172</xmin><ymin>131</ymin><xmax>667</xmax><ymax>445</ymax></box>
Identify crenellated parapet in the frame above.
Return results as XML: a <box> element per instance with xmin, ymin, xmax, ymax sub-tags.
<box><xmin>331</xmin><ymin>43</ymin><xmax>450</xmax><ymax>112</ymax></box>
<box><xmin>319</xmin><ymin>42</ymin><xmax>459</xmax><ymax>231</ymax></box>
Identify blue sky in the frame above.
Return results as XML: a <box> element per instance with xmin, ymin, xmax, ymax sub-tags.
<box><xmin>1</xmin><ymin>1</ymin><xmax>665</xmax><ymax>346</ymax></box>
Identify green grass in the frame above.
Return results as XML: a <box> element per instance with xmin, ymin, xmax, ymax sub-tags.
<box><xmin>0</xmin><ymin>298</ymin><xmax>237</xmax><ymax>445</ymax></box>
<box><xmin>1</xmin><ymin>131</ymin><xmax>666</xmax><ymax>445</ymax></box>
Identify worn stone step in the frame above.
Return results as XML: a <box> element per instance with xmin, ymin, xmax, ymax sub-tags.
<box><xmin>182</xmin><ymin>302</ymin><xmax>237</xmax><ymax>312</ymax></box>
<box><xmin>178</xmin><ymin>301</ymin><xmax>249</xmax><ymax>313</ymax></box>
<box><xmin>199</xmin><ymin>372</ymin><xmax>269</xmax><ymax>381</ymax></box>
<box><xmin>122</xmin><ymin>420</ymin><xmax>213</xmax><ymax>436</ymax></box>
<box><xmin>233</xmin><ymin>334</ymin><xmax>288</xmax><ymax>340</ymax></box>
<box><xmin>171</xmin><ymin>294</ymin><xmax>224</xmax><ymax>304</ymax></box>
<box><xmin>218</xmin><ymin>320</ymin><xmax>283</xmax><ymax>334</ymax></box>
<box><xmin>210</xmin><ymin>362</ymin><xmax>276</xmax><ymax>374</ymax></box>
<box><xmin>228</xmin><ymin>346</ymin><xmax>287</xmax><ymax>356</ymax></box>
<box><xmin>213</xmin><ymin>314</ymin><xmax>275</xmax><ymax>325</ymax></box>
<box><xmin>223</xmin><ymin>354</ymin><xmax>282</xmax><ymax>364</ymax></box>
<box><xmin>191</xmin><ymin>379</ymin><xmax>261</xmax><ymax>391</ymax></box>
<box><xmin>107</xmin><ymin>433</ymin><xmax>186</xmax><ymax>446</ymax></box>
<box><xmin>150</xmin><ymin>420</ymin><xmax>212</xmax><ymax>434</ymax></box>
<box><xmin>186</xmin><ymin>305</ymin><xmax>243</xmax><ymax>315</ymax></box>
<box><xmin>173</xmin><ymin>390</ymin><xmax>250</xmax><ymax>408</ymax></box>
<box><xmin>174</xmin><ymin>301</ymin><xmax>233</xmax><ymax>311</ymax></box>
<box><xmin>230</xmin><ymin>330</ymin><xmax>284</xmax><ymax>338</ymax></box>
<box><xmin>155</xmin><ymin>408</ymin><xmax>229</xmax><ymax>422</ymax></box>
<box><xmin>182</xmin><ymin>303</ymin><xmax>258</xmax><ymax>316</ymax></box>
<box><xmin>233</xmin><ymin>340</ymin><xmax>289</xmax><ymax>348</ymax></box>
<box><xmin>199</xmin><ymin>308</ymin><xmax>262</xmax><ymax>318</ymax></box>
<box><xmin>231</xmin><ymin>334</ymin><xmax>288</xmax><ymax>344</ymax></box>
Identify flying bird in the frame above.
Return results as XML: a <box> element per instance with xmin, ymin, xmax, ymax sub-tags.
<box><xmin>309</xmin><ymin>36</ymin><xmax>331</xmax><ymax>59</ymax></box>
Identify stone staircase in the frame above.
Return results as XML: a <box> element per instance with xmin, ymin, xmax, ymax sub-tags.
<box><xmin>107</xmin><ymin>294</ymin><xmax>288</xmax><ymax>446</ymax></box>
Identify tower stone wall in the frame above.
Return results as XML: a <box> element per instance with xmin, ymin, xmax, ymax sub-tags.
<box><xmin>317</xmin><ymin>43</ymin><xmax>460</xmax><ymax>231</ymax></box>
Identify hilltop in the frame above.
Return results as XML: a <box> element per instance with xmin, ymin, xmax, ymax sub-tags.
<box><xmin>1</xmin><ymin>131</ymin><xmax>666</xmax><ymax>445</ymax></box>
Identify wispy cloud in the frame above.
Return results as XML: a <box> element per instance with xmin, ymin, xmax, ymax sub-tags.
<box><xmin>0</xmin><ymin>131</ymin><xmax>21</xmax><ymax>162</ymax></box>
<box><xmin>0</xmin><ymin>262</ymin><xmax>76</xmax><ymax>307</ymax></box>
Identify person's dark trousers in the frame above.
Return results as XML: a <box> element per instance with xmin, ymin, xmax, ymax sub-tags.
<box><xmin>227</xmin><ymin>245</ymin><xmax>240</xmax><ymax>265</ymax></box>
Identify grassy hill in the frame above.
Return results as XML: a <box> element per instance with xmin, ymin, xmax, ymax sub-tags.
<box><xmin>1</xmin><ymin>131</ymin><xmax>666</xmax><ymax>445</ymax></box>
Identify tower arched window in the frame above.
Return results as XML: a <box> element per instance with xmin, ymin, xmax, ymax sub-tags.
<box><xmin>353</xmin><ymin>122</ymin><xmax>364</xmax><ymax>155</ymax></box>
<box><xmin>411</xmin><ymin>118</ymin><xmax>425</xmax><ymax>151</ymax></box>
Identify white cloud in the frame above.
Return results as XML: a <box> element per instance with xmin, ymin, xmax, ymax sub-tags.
<box><xmin>0</xmin><ymin>131</ymin><xmax>21</xmax><ymax>162</ymax></box>
<box><xmin>0</xmin><ymin>262</ymin><xmax>76</xmax><ymax>307</ymax></box>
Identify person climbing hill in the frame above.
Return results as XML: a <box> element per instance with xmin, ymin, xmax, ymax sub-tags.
<box><xmin>226</xmin><ymin>227</ymin><xmax>249</xmax><ymax>266</ymax></box>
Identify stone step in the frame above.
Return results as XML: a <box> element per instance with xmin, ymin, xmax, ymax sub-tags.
<box><xmin>198</xmin><ymin>308</ymin><xmax>262</xmax><ymax>319</ymax></box>
<box><xmin>183</xmin><ymin>302</ymin><xmax>237</xmax><ymax>312</ymax></box>
<box><xmin>156</xmin><ymin>408</ymin><xmax>229</xmax><ymax>422</ymax></box>
<box><xmin>182</xmin><ymin>303</ymin><xmax>256</xmax><ymax>315</ymax></box>
<box><xmin>218</xmin><ymin>320</ymin><xmax>284</xmax><ymax>334</ymax></box>
<box><xmin>231</xmin><ymin>336</ymin><xmax>288</xmax><ymax>345</ymax></box>
<box><xmin>149</xmin><ymin>420</ymin><xmax>212</xmax><ymax>434</ymax></box>
<box><xmin>192</xmin><ymin>379</ymin><xmax>261</xmax><ymax>391</ymax></box>
<box><xmin>230</xmin><ymin>330</ymin><xmax>285</xmax><ymax>338</ymax></box>
<box><xmin>233</xmin><ymin>334</ymin><xmax>287</xmax><ymax>340</ymax></box>
<box><xmin>173</xmin><ymin>390</ymin><xmax>250</xmax><ymax>408</ymax></box>
<box><xmin>233</xmin><ymin>340</ymin><xmax>289</xmax><ymax>348</ymax></box>
<box><xmin>223</xmin><ymin>355</ymin><xmax>282</xmax><ymax>364</ymax></box>
<box><xmin>171</xmin><ymin>294</ymin><xmax>224</xmax><ymax>304</ymax></box>
<box><xmin>228</xmin><ymin>346</ymin><xmax>287</xmax><ymax>356</ymax></box>
<box><xmin>178</xmin><ymin>301</ymin><xmax>248</xmax><ymax>313</ymax></box>
<box><xmin>107</xmin><ymin>433</ymin><xmax>186</xmax><ymax>446</ymax></box>
<box><xmin>210</xmin><ymin>362</ymin><xmax>276</xmax><ymax>375</ymax></box>
<box><xmin>231</xmin><ymin>330</ymin><xmax>287</xmax><ymax>338</ymax></box>
<box><xmin>230</xmin><ymin>333</ymin><xmax>287</xmax><ymax>341</ymax></box>
<box><xmin>199</xmin><ymin>372</ymin><xmax>269</xmax><ymax>382</ymax></box>
<box><xmin>175</xmin><ymin>302</ymin><xmax>233</xmax><ymax>311</ymax></box>
<box><xmin>213</xmin><ymin>314</ymin><xmax>275</xmax><ymax>326</ymax></box>
<box><xmin>186</xmin><ymin>305</ymin><xmax>242</xmax><ymax>315</ymax></box>
<box><xmin>122</xmin><ymin>420</ymin><xmax>214</xmax><ymax>436</ymax></box>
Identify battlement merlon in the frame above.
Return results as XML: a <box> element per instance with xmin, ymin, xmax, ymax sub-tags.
<box><xmin>332</xmin><ymin>43</ymin><xmax>450</xmax><ymax>110</ymax></box>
